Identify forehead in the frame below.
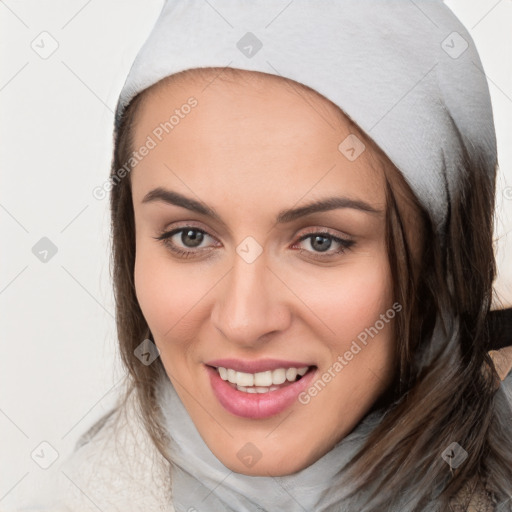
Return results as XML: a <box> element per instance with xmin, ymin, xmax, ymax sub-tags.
<box><xmin>129</xmin><ymin>69</ymin><xmax>387</xmax><ymax>208</ymax></box>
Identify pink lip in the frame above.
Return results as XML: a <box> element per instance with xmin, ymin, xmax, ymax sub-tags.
<box><xmin>205</xmin><ymin>364</ymin><xmax>317</xmax><ymax>419</ymax></box>
<box><xmin>205</xmin><ymin>358</ymin><xmax>314</xmax><ymax>373</ymax></box>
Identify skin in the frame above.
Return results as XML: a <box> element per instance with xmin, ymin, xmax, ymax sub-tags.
<box><xmin>130</xmin><ymin>70</ymin><xmax>403</xmax><ymax>477</ymax></box>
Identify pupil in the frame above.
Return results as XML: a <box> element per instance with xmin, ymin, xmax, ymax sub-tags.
<box><xmin>182</xmin><ymin>229</ymin><xmax>204</xmax><ymax>248</ymax></box>
<box><xmin>311</xmin><ymin>235</ymin><xmax>331</xmax><ymax>252</ymax></box>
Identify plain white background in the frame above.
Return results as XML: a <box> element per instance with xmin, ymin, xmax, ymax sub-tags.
<box><xmin>1</xmin><ymin>0</ymin><xmax>511</xmax><ymax>507</ymax></box>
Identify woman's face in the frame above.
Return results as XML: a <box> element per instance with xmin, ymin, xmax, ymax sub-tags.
<box><xmin>131</xmin><ymin>71</ymin><xmax>398</xmax><ymax>476</ymax></box>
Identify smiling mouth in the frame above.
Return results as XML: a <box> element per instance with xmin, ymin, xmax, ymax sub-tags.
<box><xmin>207</xmin><ymin>364</ymin><xmax>316</xmax><ymax>394</ymax></box>
<box><xmin>205</xmin><ymin>363</ymin><xmax>318</xmax><ymax>419</ymax></box>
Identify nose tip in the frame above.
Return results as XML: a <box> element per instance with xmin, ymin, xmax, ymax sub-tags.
<box><xmin>211</xmin><ymin>260</ymin><xmax>291</xmax><ymax>347</ymax></box>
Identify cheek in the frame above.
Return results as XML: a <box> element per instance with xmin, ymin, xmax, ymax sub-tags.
<box><xmin>291</xmin><ymin>251</ymin><xmax>396</xmax><ymax>394</ymax></box>
<box><xmin>296</xmin><ymin>258</ymin><xmax>396</xmax><ymax>413</ymax></box>
<box><xmin>337</xmin><ymin>260</ymin><xmax>393</xmax><ymax>338</ymax></box>
<box><xmin>292</xmin><ymin>253</ymin><xmax>394</xmax><ymax>343</ymax></box>
<box><xmin>133</xmin><ymin>240</ymin><xmax>208</xmax><ymax>343</ymax></box>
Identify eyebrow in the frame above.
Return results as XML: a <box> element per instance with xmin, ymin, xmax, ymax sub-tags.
<box><xmin>142</xmin><ymin>187</ymin><xmax>383</xmax><ymax>223</ymax></box>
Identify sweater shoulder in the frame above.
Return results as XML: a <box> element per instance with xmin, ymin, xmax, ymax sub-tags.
<box><xmin>449</xmin><ymin>477</ymin><xmax>497</xmax><ymax>512</ymax></box>
<box><xmin>449</xmin><ymin>367</ymin><xmax>512</xmax><ymax>512</ymax></box>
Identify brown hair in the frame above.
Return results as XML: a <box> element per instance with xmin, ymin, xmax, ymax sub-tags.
<box><xmin>109</xmin><ymin>67</ymin><xmax>512</xmax><ymax>510</ymax></box>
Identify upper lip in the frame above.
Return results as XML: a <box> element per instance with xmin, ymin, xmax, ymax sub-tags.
<box><xmin>205</xmin><ymin>358</ymin><xmax>315</xmax><ymax>373</ymax></box>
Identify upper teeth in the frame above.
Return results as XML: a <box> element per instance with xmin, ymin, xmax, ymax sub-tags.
<box><xmin>217</xmin><ymin>366</ymin><xmax>309</xmax><ymax>387</ymax></box>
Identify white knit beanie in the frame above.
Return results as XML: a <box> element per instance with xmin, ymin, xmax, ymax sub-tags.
<box><xmin>114</xmin><ymin>0</ymin><xmax>497</xmax><ymax>235</ymax></box>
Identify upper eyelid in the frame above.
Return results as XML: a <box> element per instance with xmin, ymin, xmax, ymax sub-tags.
<box><xmin>160</xmin><ymin>222</ymin><xmax>351</xmax><ymax>240</ymax></box>
<box><xmin>295</xmin><ymin>226</ymin><xmax>353</xmax><ymax>240</ymax></box>
<box><xmin>159</xmin><ymin>225</ymin><xmax>218</xmax><ymax>245</ymax></box>
<box><xmin>160</xmin><ymin>225</ymin><xmax>353</xmax><ymax>250</ymax></box>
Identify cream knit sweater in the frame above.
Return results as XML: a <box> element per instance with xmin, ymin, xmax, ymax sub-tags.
<box><xmin>10</xmin><ymin>348</ymin><xmax>512</xmax><ymax>512</ymax></box>
<box><xmin>14</xmin><ymin>387</ymin><xmax>174</xmax><ymax>512</ymax></box>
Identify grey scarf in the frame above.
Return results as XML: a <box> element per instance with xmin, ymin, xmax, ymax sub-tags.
<box><xmin>156</xmin><ymin>369</ymin><xmax>384</xmax><ymax>512</ymax></box>
<box><xmin>155</xmin><ymin>316</ymin><xmax>458</xmax><ymax>511</ymax></box>
<box><xmin>155</xmin><ymin>365</ymin><xmax>454</xmax><ymax>512</ymax></box>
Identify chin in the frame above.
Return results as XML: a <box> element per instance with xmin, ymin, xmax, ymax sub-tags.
<box><xmin>217</xmin><ymin>441</ymin><xmax>321</xmax><ymax>477</ymax></box>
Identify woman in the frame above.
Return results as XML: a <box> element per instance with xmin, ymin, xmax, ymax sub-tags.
<box><xmin>15</xmin><ymin>1</ymin><xmax>512</xmax><ymax>511</ymax></box>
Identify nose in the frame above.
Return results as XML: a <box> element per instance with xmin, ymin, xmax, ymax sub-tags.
<box><xmin>210</xmin><ymin>253</ymin><xmax>292</xmax><ymax>348</ymax></box>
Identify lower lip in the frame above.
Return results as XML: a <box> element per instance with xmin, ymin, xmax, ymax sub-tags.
<box><xmin>205</xmin><ymin>365</ymin><xmax>317</xmax><ymax>419</ymax></box>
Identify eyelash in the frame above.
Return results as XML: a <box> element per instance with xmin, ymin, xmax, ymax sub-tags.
<box><xmin>153</xmin><ymin>225</ymin><xmax>355</xmax><ymax>260</ymax></box>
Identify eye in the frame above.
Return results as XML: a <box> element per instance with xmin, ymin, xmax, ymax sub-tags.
<box><xmin>292</xmin><ymin>230</ymin><xmax>355</xmax><ymax>259</ymax></box>
<box><xmin>154</xmin><ymin>226</ymin><xmax>219</xmax><ymax>258</ymax></box>
<box><xmin>154</xmin><ymin>225</ymin><xmax>355</xmax><ymax>261</ymax></box>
